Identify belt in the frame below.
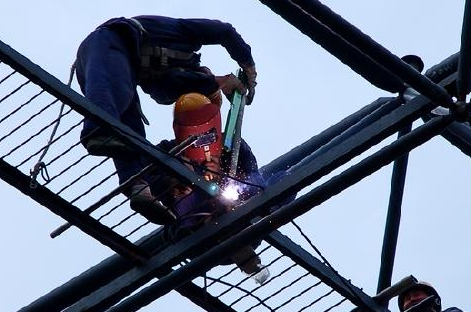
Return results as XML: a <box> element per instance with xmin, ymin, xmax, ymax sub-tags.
<box><xmin>141</xmin><ymin>46</ymin><xmax>195</xmax><ymax>60</ymax></box>
<box><xmin>129</xmin><ymin>18</ymin><xmax>196</xmax><ymax>67</ymax></box>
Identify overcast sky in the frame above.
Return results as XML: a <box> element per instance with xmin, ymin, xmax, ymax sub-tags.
<box><xmin>0</xmin><ymin>1</ymin><xmax>469</xmax><ymax>311</ymax></box>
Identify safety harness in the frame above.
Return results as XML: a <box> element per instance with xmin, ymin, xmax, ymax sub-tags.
<box><xmin>129</xmin><ymin>18</ymin><xmax>200</xmax><ymax>81</ymax></box>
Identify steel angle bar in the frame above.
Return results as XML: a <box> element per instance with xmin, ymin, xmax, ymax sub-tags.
<box><xmin>173</xmin><ymin>283</ymin><xmax>237</xmax><ymax>312</ymax></box>
<box><xmin>260</xmin><ymin>96</ymin><xmax>396</xmax><ymax>177</ymax></box>
<box><xmin>287</xmin><ymin>98</ymin><xmax>403</xmax><ymax>173</ymax></box>
<box><xmin>457</xmin><ymin>0</ymin><xmax>471</xmax><ymax>99</ymax></box>
<box><xmin>266</xmin><ymin>231</ymin><xmax>382</xmax><ymax>311</ymax></box>
<box><xmin>377</xmin><ymin>123</ymin><xmax>412</xmax><ymax>296</ymax></box>
<box><xmin>438</xmin><ymin>121</ymin><xmax>471</xmax><ymax>158</ymax></box>
<box><xmin>21</xmin><ymin>227</ymin><xmax>233</xmax><ymax>312</ymax></box>
<box><xmin>0</xmin><ymin>39</ymin><xmax>217</xmax><ymax>197</ymax></box>
<box><xmin>50</xmin><ymin>135</ymin><xmax>199</xmax><ymax>238</ymax></box>
<box><xmin>286</xmin><ymin>94</ymin><xmax>430</xmax><ymax>174</ymax></box>
<box><xmin>19</xmin><ymin>230</ymin><xmax>167</xmax><ymax>312</ymax></box>
<box><xmin>0</xmin><ymin>159</ymin><xmax>148</xmax><ymax>264</ymax></box>
<box><xmin>104</xmin><ymin>116</ymin><xmax>452</xmax><ymax>312</ymax></box>
<box><xmin>287</xmin><ymin>0</ymin><xmax>454</xmax><ymax>108</ymax></box>
<box><xmin>258</xmin><ymin>0</ymin><xmax>405</xmax><ymax>94</ymax></box>
<box><xmin>66</xmin><ymin>94</ymin><xmax>442</xmax><ymax>312</ymax></box>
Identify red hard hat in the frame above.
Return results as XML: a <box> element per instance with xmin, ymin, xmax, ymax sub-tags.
<box><xmin>173</xmin><ymin>93</ymin><xmax>222</xmax><ymax>164</ymax></box>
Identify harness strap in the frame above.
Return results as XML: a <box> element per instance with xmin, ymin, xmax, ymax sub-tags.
<box><xmin>129</xmin><ymin>18</ymin><xmax>147</xmax><ymax>35</ymax></box>
<box><xmin>129</xmin><ymin>18</ymin><xmax>196</xmax><ymax>68</ymax></box>
<box><xmin>140</xmin><ymin>46</ymin><xmax>195</xmax><ymax>60</ymax></box>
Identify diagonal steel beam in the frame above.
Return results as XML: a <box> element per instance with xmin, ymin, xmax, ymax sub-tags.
<box><xmin>104</xmin><ymin>115</ymin><xmax>453</xmax><ymax>312</ymax></box>
<box><xmin>0</xmin><ymin>39</ymin><xmax>217</xmax><ymax>197</ymax></box>
<box><xmin>266</xmin><ymin>0</ymin><xmax>454</xmax><ymax>108</ymax></box>
<box><xmin>266</xmin><ymin>230</ymin><xmax>380</xmax><ymax>310</ymax></box>
<box><xmin>18</xmin><ymin>230</ymin><xmax>165</xmax><ymax>312</ymax></box>
<box><xmin>64</xmin><ymin>93</ymin><xmax>442</xmax><ymax>312</ymax></box>
<box><xmin>173</xmin><ymin>282</ymin><xmax>237</xmax><ymax>312</ymax></box>
<box><xmin>261</xmin><ymin>96</ymin><xmax>396</xmax><ymax>176</ymax></box>
<box><xmin>287</xmin><ymin>98</ymin><xmax>402</xmax><ymax>172</ymax></box>
<box><xmin>18</xmin><ymin>229</ymin><xmax>234</xmax><ymax>312</ymax></box>
<box><xmin>0</xmin><ymin>159</ymin><xmax>149</xmax><ymax>264</ymax></box>
<box><xmin>258</xmin><ymin>0</ymin><xmax>405</xmax><ymax>94</ymax></box>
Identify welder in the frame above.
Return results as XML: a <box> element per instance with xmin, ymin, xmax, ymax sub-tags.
<box><xmin>154</xmin><ymin>93</ymin><xmax>275</xmax><ymax>284</ymax></box>
<box><xmin>74</xmin><ymin>15</ymin><xmax>257</xmax><ymax>223</ymax></box>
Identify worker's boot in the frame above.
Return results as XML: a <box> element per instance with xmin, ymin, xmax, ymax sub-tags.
<box><xmin>232</xmin><ymin>246</ymin><xmax>271</xmax><ymax>285</ymax></box>
<box><xmin>83</xmin><ymin>135</ymin><xmax>136</xmax><ymax>159</ymax></box>
<box><xmin>130</xmin><ymin>183</ymin><xmax>177</xmax><ymax>225</ymax></box>
<box><xmin>247</xmin><ymin>264</ymin><xmax>270</xmax><ymax>285</ymax></box>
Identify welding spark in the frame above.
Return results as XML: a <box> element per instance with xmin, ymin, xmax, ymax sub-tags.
<box><xmin>221</xmin><ymin>182</ymin><xmax>241</xmax><ymax>201</ymax></box>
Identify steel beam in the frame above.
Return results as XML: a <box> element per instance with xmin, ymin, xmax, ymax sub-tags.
<box><xmin>19</xmin><ymin>229</ymin><xmax>233</xmax><ymax>312</ymax></box>
<box><xmin>280</xmin><ymin>0</ymin><xmax>454</xmax><ymax>108</ymax></box>
<box><xmin>0</xmin><ymin>159</ymin><xmax>149</xmax><ymax>264</ymax></box>
<box><xmin>377</xmin><ymin>124</ymin><xmax>412</xmax><ymax>296</ymax></box>
<box><xmin>0</xmin><ymin>39</ymin><xmax>217</xmax><ymax>197</ymax></box>
<box><xmin>258</xmin><ymin>0</ymin><xmax>405</xmax><ymax>94</ymax></box>
<box><xmin>266</xmin><ymin>231</ymin><xmax>380</xmax><ymax>310</ymax></box>
<box><xmin>288</xmin><ymin>98</ymin><xmax>402</xmax><ymax>172</ymax></box>
<box><xmin>20</xmin><ymin>96</ymin><xmax>398</xmax><ymax>312</ymax></box>
<box><xmin>174</xmin><ymin>282</ymin><xmax>237</xmax><ymax>312</ymax></box>
<box><xmin>22</xmin><ymin>96</ymin><xmax>395</xmax><ymax>312</ymax></box>
<box><xmin>457</xmin><ymin>0</ymin><xmax>471</xmax><ymax>99</ymax></box>
<box><xmin>64</xmin><ymin>93</ymin><xmax>442</xmax><ymax>312</ymax></box>
<box><xmin>104</xmin><ymin>115</ymin><xmax>452</xmax><ymax>312</ymax></box>
<box><xmin>261</xmin><ymin>96</ymin><xmax>395</xmax><ymax>176</ymax></box>
<box><xmin>18</xmin><ymin>231</ymin><xmax>165</xmax><ymax>312</ymax></box>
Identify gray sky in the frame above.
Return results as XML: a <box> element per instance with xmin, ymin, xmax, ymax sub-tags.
<box><xmin>0</xmin><ymin>1</ymin><xmax>469</xmax><ymax>311</ymax></box>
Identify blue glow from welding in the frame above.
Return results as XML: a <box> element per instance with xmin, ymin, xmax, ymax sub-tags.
<box><xmin>209</xmin><ymin>182</ymin><xmax>219</xmax><ymax>195</ymax></box>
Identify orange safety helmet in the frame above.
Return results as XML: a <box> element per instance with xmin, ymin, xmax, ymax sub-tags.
<box><xmin>173</xmin><ymin>93</ymin><xmax>222</xmax><ymax>164</ymax></box>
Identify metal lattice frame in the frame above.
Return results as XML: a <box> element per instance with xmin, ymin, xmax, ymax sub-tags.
<box><xmin>1</xmin><ymin>0</ymin><xmax>471</xmax><ymax>311</ymax></box>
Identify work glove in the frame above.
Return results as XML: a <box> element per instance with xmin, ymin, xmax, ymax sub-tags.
<box><xmin>215</xmin><ymin>73</ymin><xmax>246</xmax><ymax>100</ymax></box>
<box><xmin>241</xmin><ymin>65</ymin><xmax>257</xmax><ymax>105</ymax></box>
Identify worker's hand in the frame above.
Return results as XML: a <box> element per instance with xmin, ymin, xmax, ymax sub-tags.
<box><xmin>215</xmin><ymin>74</ymin><xmax>246</xmax><ymax>101</ymax></box>
<box><xmin>242</xmin><ymin>65</ymin><xmax>257</xmax><ymax>105</ymax></box>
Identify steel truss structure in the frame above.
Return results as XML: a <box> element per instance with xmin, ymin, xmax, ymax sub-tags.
<box><xmin>1</xmin><ymin>0</ymin><xmax>470</xmax><ymax>311</ymax></box>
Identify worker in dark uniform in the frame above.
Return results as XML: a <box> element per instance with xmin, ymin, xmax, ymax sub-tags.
<box><xmin>74</xmin><ymin>15</ymin><xmax>257</xmax><ymax>223</ymax></box>
<box><xmin>397</xmin><ymin>280</ymin><xmax>463</xmax><ymax>312</ymax></box>
<box><xmin>152</xmin><ymin>93</ymin><xmax>294</xmax><ymax>284</ymax></box>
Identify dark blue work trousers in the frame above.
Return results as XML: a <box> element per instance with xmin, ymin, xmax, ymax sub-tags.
<box><xmin>76</xmin><ymin>27</ymin><xmax>145</xmax><ymax>184</ymax></box>
<box><xmin>75</xmin><ymin>27</ymin><xmax>218</xmax><ymax>184</ymax></box>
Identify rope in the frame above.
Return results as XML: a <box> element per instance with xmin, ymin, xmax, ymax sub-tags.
<box><xmin>30</xmin><ymin>60</ymin><xmax>76</xmax><ymax>188</ymax></box>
